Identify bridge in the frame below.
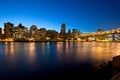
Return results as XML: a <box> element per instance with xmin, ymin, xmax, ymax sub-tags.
<box><xmin>78</xmin><ymin>28</ymin><xmax>120</xmax><ymax>41</ymax></box>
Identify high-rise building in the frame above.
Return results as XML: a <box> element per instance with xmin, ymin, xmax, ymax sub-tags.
<box><xmin>59</xmin><ymin>23</ymin><xmax>66</xmax><ymax>40</ymax></box>
<box><xmin>68</xmin><ymin>29</ymin><xmax>71</xmax><ymax>34</ymax></box>
<box><xmin>13</xmin><ymin>23</ymin><xmax>28</xmax><ymax>40</ymax></box>
<box><xmin>4</xmin><ymin>22</ymin><xmax>14</xmax><ymax>38</ymax></box>
<box><xmin>39</xmin><ymin>28</ymin><xmax>47</xmax><ymax>40</ymax></box>
<box><xmin>29</xmin><ymin>25</ymin><xmax>38</xmax><ymax>39</ymax></box>
<box><xmin>60</xmin><ymin>23</ymin><xmax>66</xmax><ymax>34</ymax></box>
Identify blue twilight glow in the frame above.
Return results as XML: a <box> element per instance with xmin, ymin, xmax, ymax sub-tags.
<box><xmin>0</xmin><ymin>0</ymin><xmax>120</xmax><ymax>32</ymax></box>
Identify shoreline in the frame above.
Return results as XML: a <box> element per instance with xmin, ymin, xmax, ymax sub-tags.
<box><xmin>0</xmin><ymin>40</ymin><xmax>120</xmax><ymax>43</ymax></box>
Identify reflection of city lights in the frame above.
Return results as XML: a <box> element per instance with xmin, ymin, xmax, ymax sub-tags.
<box><xmin>29</xmin><ymin>42</ymin><xmax>36</xmax><ymax>63</ymax></box>
<box><xmin>57</xmin><ymin>42</ymin><xmax>63</xmax><ymax>54</ymax></box>
<box><xmin>10</xmin><ymin>42</ymin><xmax>14</xmax><ymax>54</ymax></box>
<box><xmin>5</xmin><ymin>42</ymin><xmax>14</xmax><ymax>54</ymax></box>
<box><xmin>5</xmin><ymin>42</ymin><xmax>16</xmax><ymax>66</ymax></box>
<box><xmin>5</xmin><ymin>43</ymin><xmax>9</xmax><ymax>54</ymax></box>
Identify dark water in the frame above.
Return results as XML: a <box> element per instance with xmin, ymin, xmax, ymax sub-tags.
<box><xmin>0</xmin><ymin>42</ymin><xmax>120</xmax><ymax>79</ymax></box>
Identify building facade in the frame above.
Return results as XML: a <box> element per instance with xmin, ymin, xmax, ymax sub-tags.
<box><xmin>13</xmin><ymin>23</ymin><xmax>28</xmax><ymax>40</ymax></box>
<box><xmin>4</xmin><ymin>22</ymin><xmax>14</xmax><ymax>38</ymax></box>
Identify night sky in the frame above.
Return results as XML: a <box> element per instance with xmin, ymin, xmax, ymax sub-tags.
<box><xmin>0</xmin><ymin>0</ymin><xmax>120</xmax><ymax>32</ymax></box>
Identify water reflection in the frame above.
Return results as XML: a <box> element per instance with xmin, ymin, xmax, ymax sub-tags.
<box><xmin>5</xmin><ymin>42</ymin><xmax>15</xmax><ymax>67</ymax></box>
<box><xmin>2</xmin><ymin>42</ymin><xmax>120</xmax><ymax>72</ymax></box>
<box><xmin>28</xmin><ymin>42</ymin><xmax>36</xmax><ymax>64</ymax></box>
<box><xmin>10</xmin><ymin>42</ymin><xmax>14</xmax><ymax>54</ymax></box>
<box><xmin>5</xmin><ymin>42</ymin><xmax>9</xmax><ymax>54</ymax></box>
<box><xmin>5</xmin><ymin>42</ymin><xmax>15</xmax><ymax>56</ymax></box>
<box><xmin>41</xmin><ymin>42</ymin><xmax>46</xmax><ymax>54</ymax></box>
<box><xmin>56</xmin><ymin>42</ymin><xmax>120</xmax><ymax>67</ymax></box>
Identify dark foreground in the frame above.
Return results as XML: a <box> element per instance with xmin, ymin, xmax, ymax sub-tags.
<box><xmin>0</xmin><ymin>62</ymin><xmax>112</xmax><ymax>80</ymax></box>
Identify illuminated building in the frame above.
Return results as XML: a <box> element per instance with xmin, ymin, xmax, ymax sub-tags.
<box><xmin>65</xmin><ymin>29</ymin><xmax>72</xmax><ymax>40</ymax></box>
<box><xmin>38</xmin><ymin>28</ymin><xmax>46</xmax><ymax>40</ymax></box>
<box><xmin>59</xmin><ymin>23</ymin><xmax>66</xmax><ymax>40</ymax></box>
<box><xmin>72</xmin><ymin>29</ymin><xmax>80</xmax><ymax>38</ymax></box>
<box><xmin>46</xmin><ymin>30</ymin><xmax>58</xmax><ymax>40</ymax></box>
<box><xmin>2</xmin><ymin>29</ymin><xmax>4</xmax><ymax>34</ymax></box>
<box><xmin>4</xmin><ymin>22</ymin><xmax>14</xmax><ymax>38</ymax></box>
<box><xmin>60</xmin><ymin>23</ymin><xmax>66</xmax><ymax>34</ymax></box>
<box><xmin>29</xmin><ymin>25</ymin><xmax>38</xmax><ymax>40</ymax></box>
<box><xmin>13</xmin><ymin>23</ymin><xmax>28</xmax><ymax>40</ymax></box>
<box><xmin>104</xmin><ymin>34</ymin><xmax>113</xmax><ymax>41</ymax></box>
<box><xmin>1</xmin><ymin>22</ymin><xmax>120</xmax><ymax>42</ymax></box>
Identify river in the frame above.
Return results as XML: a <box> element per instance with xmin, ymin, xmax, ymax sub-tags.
<box><xmin>0</xmin><ymin>42</ymin><xmax>119</xmax><ymax>79</ymax></box>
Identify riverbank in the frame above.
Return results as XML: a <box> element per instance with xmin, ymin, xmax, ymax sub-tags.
<box><xmin>94</xmin><ymin>55</ymin><xmax>120</xmax><ymax>80</ymax></box>
<box><xmin>0</xmin><ymin>40</ymin><xmax>120</xmax><ymax>43</ymax></box>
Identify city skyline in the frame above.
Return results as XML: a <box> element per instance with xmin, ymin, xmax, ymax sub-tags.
<box><xmin>0</xmin><ymin>22</ymin><xmax>120</xmax><ymax>42</ymax></box>
<box><xmin>0</xmin><ymin>0</ymin><xmax>120</xmax><ymax>32</ymax></box>
<box><xmin>0</xmin><ymin>22</ymin><xmax>76</xmax><ymax>32</ymax></box>
<box><xmin>0</xmin><ymin>22</ymin><xmax>120</xmax><ymax>33</ymax></box>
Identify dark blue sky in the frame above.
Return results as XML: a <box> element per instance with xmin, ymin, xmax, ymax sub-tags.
<box><xmin>0</xmin><ymin>0</ymin><xmax>120</xmax><ymax>32</ymax></box>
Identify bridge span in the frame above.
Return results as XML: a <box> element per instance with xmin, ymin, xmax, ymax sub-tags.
<box><xmin>79</xmin><ymin>29</ymin><xmax>120</xmax><ymax>41</ymax></box>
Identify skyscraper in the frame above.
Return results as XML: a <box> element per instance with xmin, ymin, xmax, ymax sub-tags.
<box><xmin>60</xmin><ymin>23</ymin><xmax>66</xmax><ymax>34</ymax></box>
<box><xmin>59</xmin><ymin>23</ymin><xmax>66</xmax><ymax>40</ymax></box>
<box><xmin>68</xmin><ymin>29</ymin><xmax>71</xmax><ymax>34</ymax></box>
<box><xmin>4</xmin><ymin>22</ymin><xmax>14</xmax><ymax>38</ymax></box>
